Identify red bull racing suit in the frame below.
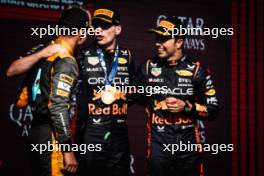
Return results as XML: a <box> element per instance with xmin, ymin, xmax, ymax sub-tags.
<box><xmin>138</xmin><ymin>55</ymin><xmax>218</xmax><ymax>176</ymax></box>
<box><xmin>74</xmin><ymin>43</ymin><xmax>136</xmax><ymax>176</ymax></box>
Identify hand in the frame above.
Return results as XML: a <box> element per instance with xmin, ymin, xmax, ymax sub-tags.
<box><xmin>62</xmin><ymin>152</ymin><xmax>78</xmax><ymax>174</ymax></box>
<box><xmin>37</xmin><ymin>44</ymin><xmax>67</xmax><ymax>58</ymax></box>
<box><xmin>166</xmin><ymin>97</ymin><xmax>186</xmax><ymax>113</ymax></box>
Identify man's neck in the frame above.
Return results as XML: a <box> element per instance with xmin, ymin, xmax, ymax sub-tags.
<box><xmin>57</xmin><ymin>36</ymin><xmax>76</xmax><ymax>55</ymax></box>
<box><xmin>167</xmin><ymin>51</ymin><xmax>184</xmax><ymax>65</ymax></box>
<box><xmin>101</xmin><ymin>39</ymin><xmax>117</xmax><ymax>51</ymax></box>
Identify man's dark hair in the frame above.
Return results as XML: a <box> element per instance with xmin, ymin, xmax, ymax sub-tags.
<box><xmin>58</xmin><ymin>7</ymin><xmax>89</xmax><ymax>29</ymax></box>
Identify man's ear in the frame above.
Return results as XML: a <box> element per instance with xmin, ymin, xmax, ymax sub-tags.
<box><xmin>77</xmin><ymin>28</ymin><xmax>87</xmax><ymax>45</ymax></box>
<box><xmin>78</xmin><ymin>36</ymin><xmax>87</xmax><ymax>45</ymax></box>
<box><xmin>115</xmin><ymin>25</ymin><xmax>122</xmax><ymax>35</ymax></box>
<box><xmin>176</xmin><ymin>38</ymin><xmax>184</xmax><ymax>50</ymax></box>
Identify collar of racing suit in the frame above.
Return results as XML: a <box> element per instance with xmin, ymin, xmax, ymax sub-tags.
<box><xmin>155</xmin><ymin>55</ymin><xmax>186</xmax><ymax>67</ymax></box>
<box><xmin>95</xmin><ymin>43</ymin><xmax>119</xmax><ymax>56</ymax></box>
<box><xmin>54</xmin><ymin>38</ymin><xmax>74</xmax><ymax>55</ymax></box>
<box><xmin>168</xmin><ymin>55</ymin><xmax>186</xmax><ymax>66</ymax></box>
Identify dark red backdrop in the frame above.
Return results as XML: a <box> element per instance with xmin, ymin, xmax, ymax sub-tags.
<box><xmin>231</xmin><ymin>0</ymin><xmax>264</xmax><ymax>175</ymax></box>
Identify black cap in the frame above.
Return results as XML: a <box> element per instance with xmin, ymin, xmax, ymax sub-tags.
<box><xmin>58</xmin><ymin>7</ymin><xmax>89</xmax><ymax>29</ymax></box>
<box><xmin>148</xmin><ymin>16</ymin><xmax>183</xmax><ymax>38</ymax></box>
<box><xmin>92</xmin><ymin>7</ymin><xmax>120</xmax><ymax>26</ymax></box>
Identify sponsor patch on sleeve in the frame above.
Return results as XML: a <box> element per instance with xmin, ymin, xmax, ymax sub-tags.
<box><xmin>57</xmin><ymin>81</ymin><xmax>71</xmax><ymax>92</ymax></box>
<box><xmin>205</xmin><ymin>89</ymin><xmax>216</xmax><ymax>96</ymax></box>
<box><xmin>59</xmin><ymin>74</ymin><xmax>74</xmax><ymax>85</ymax></box>
<box><xmin>56</xmin><ymin>89</ymin><xmax>69</xmax><ymax>97</ymax></box>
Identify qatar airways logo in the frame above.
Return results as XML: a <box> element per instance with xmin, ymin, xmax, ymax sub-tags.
<box><xmin>157</xmin><ymin>15</ymin><xmax>205</xmax><ymax>51</ymax></box>
<box><xmin>9</xmin><ymin>103</ymin><xmax>33</xmax><ymax>136</ymax></box>
<box><xmin>157</xmin><ymin>15</ymin><xmax>232</xmax><ymax>51</ymax></box>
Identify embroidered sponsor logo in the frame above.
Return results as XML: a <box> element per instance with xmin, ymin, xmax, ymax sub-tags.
<box><xmin>118</xmin><ymin>57</ymin><xmax>127</xmax><ymax>64</ymax></box>
<box><xmin>152</xmin><ymin>113</ymin><xmax>193</xmax><ymax>125</ymax></box>
<box><xmin>159</xmin><ymin>20</ymin><xmax>175</xmax><ymax>30</ymax></box>
<box><xmin>187</xmin><ymin>64</ymin><xmax>195</xmax><ymax>70</ymax></box>
<box><xmin>56</xmin><ymin>89</ymin><xmax>69</xmax><ymax>97</ymax></box>
<box><xmin>86</xmin><ymin>67</ymin><xmax>103</xmax><ymax>72</ymax></box>
<box><xmin>149</xmin><ymin>78</ymin><xmax>164</xmax><ymax>83</ymax></box>
<box><xmin>151</xmin><ymin>67</ymin><xmax>162</xmax><ymax>77</ymax></box>
<box><xmin>176</xmin><ymin>70</ymin><xmax>193</xmax><ymax>76</ymax></box>
<box><xmin>150</xmin><ymin>62</ymin><xmax>157</xmax><ymax>67</ymax></box>
<box><xmin>92</xmin><ymin>118</ymin><xmax>101</xmax><ymax>125</ymax></box>
<box><xmin>205</xmin><ymin>89</ymin><xmax>216</xmax><ymax>96</ymax></box>
<box><xmin>57</xmin><ymin>81</ymin><xmax>71</xmax><ymax>92</ymax></box>
<box><xmin>118</xmin><ymin>66</ymin><xmax>128</xmax><ymax>71</ymax></box>
<box><xmin>157</xmin><ymin>126</ymin><xmax>165</xmax><ymax>132</ymax></box>
<box><xmin>88</xmin><ymin>103</ymin><xmax>128</xmax><ymax>115</ymax></box>
<box><xmin>59</xmin><ymin>74</ymin><xmax>73</xmax><ymax>85</ymax></box>
<box><xmin>94</xmin><ymin>9</ymin><xmax>114</xmax><ymax>18</ymax></box>
<box><xmin>207</xmin><ymin>97</ymin><xmax>218</xmax><ymax>105</ymax></box>
<box><xmin>88</xmin><ymin>57</ymin><xmax>99</xmax><ymax>66</ymax></box>
<box><xmin>120</xmin><ymin>50</ymin><xmax>128</xmax><ymax>56</ymax></box>
<box><xmin>178</xmin><ymin>78</ymin><xmax>192</xmax><ymax>83</ymax></box>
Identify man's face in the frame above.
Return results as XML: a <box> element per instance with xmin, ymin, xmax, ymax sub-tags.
<box><xmin>155</xmin><ymin>35</ymin><xmax>183</xmax><ymax>59</ymax></box>
<box><xmin>93</xmin><ymin>21</ymin><xmax>121</xmax><ymax>46</ymax></box>
<box><xmin>155</xmin><ymin>35</ymin><xmax>176</xmax><ymax>58</ymax></box>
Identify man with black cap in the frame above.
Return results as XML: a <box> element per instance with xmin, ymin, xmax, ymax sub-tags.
<box><xmin>138</xmin><ymin>16</ymin><xmax>219</xmax><ymax>176</ymax></box>
<box><xmin>74</xmin><ymin>6</ymin><xmax>134</xmax><ymax>176</ymax></box>
<box><xmin>7</xmin><ymin>7</ymin><xmax>89</xmax><ymax>176</ymax></box>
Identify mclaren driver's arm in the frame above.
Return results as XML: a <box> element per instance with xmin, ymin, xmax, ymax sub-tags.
<box><xmin>48</xmin><ymin>57</ymin><xmax>78</xmax><ymax>144</ymax></box>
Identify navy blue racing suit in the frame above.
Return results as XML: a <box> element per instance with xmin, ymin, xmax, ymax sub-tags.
<box><xmin>138</xmin><ymin>55</ymin><xmax>218</xmax><ymax>176</ymax></box>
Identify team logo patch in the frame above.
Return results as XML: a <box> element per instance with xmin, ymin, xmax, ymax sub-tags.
<box><xmin>176</xmin><ymin>70</ymin><xmax>193</xmax><ymax>76</ymax></box>
<box><xmin>205</xmin><ymin>89</ymin><xmax>216</xmax><ymax>96</ymax></box>
<box><xmin>88</xmin><ymin>57</ymin><xmax>99</xmax><ymax>66</ymax></box>
<box><xmin>59</xmin><ymin>74</ymin><xmax>73</xmax><ymax>85</ymax></box>
<box><xmin>151</xmin><ymin>67</ymin><xmax>162</xmax><ymax>77</ymax></box>
<box><xmin>118</xmin><ymin>57</ymin><xmax>127</xmax><ymax>64</ymax></box>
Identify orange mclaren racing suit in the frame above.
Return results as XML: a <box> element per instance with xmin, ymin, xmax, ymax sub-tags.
<box><xmin>16</xmin><ymin>40</ymin><xmax>78</xmax><ymax>176</ymax></box>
